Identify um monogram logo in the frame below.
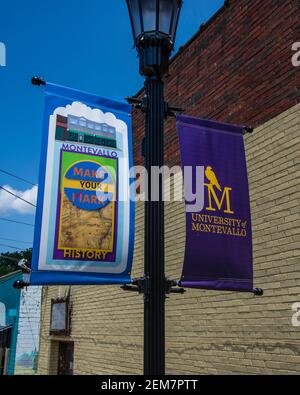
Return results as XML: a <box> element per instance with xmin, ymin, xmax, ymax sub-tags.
<box><xmin>204</xmin><ymin>166</ymin><xmax>234</xmax><ymax>215</ymax></box>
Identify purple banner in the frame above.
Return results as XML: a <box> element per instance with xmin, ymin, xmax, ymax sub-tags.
<box><xmin>177</xmin><ymin>115</ymin><xmax>253</xmax><ymax>292</ymax></box>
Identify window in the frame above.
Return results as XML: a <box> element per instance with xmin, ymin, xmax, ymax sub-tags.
<box><xmin>50</xmin><ymin>298</ymin><xmax>71</xmax><ymax>336</ymax></box>
<box><xmin>79</xmin><ymin>119</ymin><xmax>86</xmax><ymax>127</ymax></box>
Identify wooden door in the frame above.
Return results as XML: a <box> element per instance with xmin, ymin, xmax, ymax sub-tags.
<box><xmin>57</xmin><ymin>342</ymin><xmax>74</xmax><ymax>375</ymax></box>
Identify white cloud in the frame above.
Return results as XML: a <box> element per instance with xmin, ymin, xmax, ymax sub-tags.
<box><xmin>54</xmin><ymin>101</ymin><xmax>127</xmax><ymax>133</ymax></box>
<box><xmin>0</xmin><ymin>185</ymin><xmax>37</xmax><ymax>215</ymax></box>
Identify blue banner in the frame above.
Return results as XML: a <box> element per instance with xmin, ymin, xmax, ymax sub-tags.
<box><xmin>31</xmin><ymin>83</ymin><xmax>135</xmax><ymax>285</ymax></box>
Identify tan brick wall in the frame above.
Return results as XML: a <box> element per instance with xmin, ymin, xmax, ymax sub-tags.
<box><xmin>38</xmin><ymin>240</ymin><xmax>144</xmax><ymax>375</ymax></box>
<box><xmin>38</xmin><ymin>102</ymin><xmax>300</xmax><ymax>375</ymax></box>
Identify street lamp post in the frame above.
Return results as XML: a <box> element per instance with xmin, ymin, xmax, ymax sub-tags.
<box><xmin>126</xmin><ymin>0</ymin><xmax>183</xmax><ymax>375</ymax></box>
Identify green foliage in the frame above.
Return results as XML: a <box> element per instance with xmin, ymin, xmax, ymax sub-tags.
<box><xmin>0</xmin><ymin>248</ymin><xmax>32</xmax><ymax>277</ymax></box>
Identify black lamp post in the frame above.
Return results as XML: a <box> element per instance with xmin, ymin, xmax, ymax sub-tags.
<box><xmin>126</xmin><ymin>0</ymin><xmax>183</xmax><ymax>375</ymax></box>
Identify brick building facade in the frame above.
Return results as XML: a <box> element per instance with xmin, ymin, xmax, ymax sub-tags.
<box><xmin>38</xmin><ymin>0</ymin><xmax>300</xmax><ymax>374</ymax></box>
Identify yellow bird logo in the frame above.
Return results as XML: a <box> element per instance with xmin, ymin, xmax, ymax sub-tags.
<box><xmin>205</xmin><ymin>166</ymin><xmax>222</xmax><ymax>192</ymax></box>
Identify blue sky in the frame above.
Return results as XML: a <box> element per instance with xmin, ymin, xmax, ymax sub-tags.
<box><xmin>0</xmin><ymin>0</ymin><xmax>224</xmax><ymax>254</ymax></box>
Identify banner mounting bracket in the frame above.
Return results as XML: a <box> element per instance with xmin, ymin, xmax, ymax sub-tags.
<box><xmin>253</xmin><ymin>288</ymin><xmax>264</xmax><ymax>296</ymax></box>
<box><xmin>121</xmin><ymin>277</ymin><xmax>186</xmax><ymax>299</ymax></box>
<box><xmin>31</xmin><ymin>76</ymin><xmax>46</xmax><ymax>86</ymax></box>
<box><xmin>243</xmin><ymin>126</ymin><xmax>254</xmax><ymax>135</ymax></box>
<box><xmin>13</xmin><ymin>280</ymin><xmax>30</xmax><ymax>289</ymax></box>
<box><xmin>125</xmin><ymin>96</ymin><xmax>184</xmax><ymax>118</ymax></box>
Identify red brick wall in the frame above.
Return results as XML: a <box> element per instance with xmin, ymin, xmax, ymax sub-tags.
<box><xmin>132</xmin><ymin>0</ymin><xmax>300</xmax><ymax>167</ymax></box>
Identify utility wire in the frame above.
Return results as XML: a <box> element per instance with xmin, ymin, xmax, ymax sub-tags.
<box><xmin>0</xmin><ymin>218</ymin><xmax>34</xmax><ymax>227</ymax></box>
<box><xmin>0</xmin><ymin>243</ymin><xmax>24</xmax><ymax>251</ymax></box>
<box><xmin>0</xmin><ymin>186</ymin><xmax>36</xmax><ymax>208</ymax></box>
<box><xmin>0</xmin><ymin>168</ymin><xmax>36</xmax><ymax>186</ymax></box>
<box><xmin>0</xmin><ymin>255</ymin><xmax>19</xmax><ymax>262</ymax></box>
<box><xmin>23</xmin><ymin>299</ymin><xmax>38</xmax><ymax>350</ymax></box>
<box><xmin>0</xmin><ymin>237</ymin><xmax>32</xmax><ymax>245</ymax></box>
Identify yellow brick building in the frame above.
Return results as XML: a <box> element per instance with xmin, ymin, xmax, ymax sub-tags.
<box><xmin>38</xmin><ymin>103</ymin><xmax>300</xmax><ymax>375</ymax></box>
<box><xmin>37</xmin><ymin>0</ymin><xmax>300</xmax><ymax>375</ymax></box>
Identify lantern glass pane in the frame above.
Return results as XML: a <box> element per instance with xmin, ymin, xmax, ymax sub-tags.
<box><xmin>170</xmin><ymin>1</ymin><xmax>181</xmax><ymax>40</ymax></box>
<box><xmin>141</xmin><ymin>0</ymin><xmax>157</xmax><ymax>32</ymax></box>
<box><xmin>129</xmin><ymin>0</ymin><xmax>142</xmax><ymax>38</ymax></box>
<box><xmin>159</xmin><ymin>0</ymin><xmax>173</xmax><ymax>35</ymax></box>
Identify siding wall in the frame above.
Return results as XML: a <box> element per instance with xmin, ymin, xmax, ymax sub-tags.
<box><xmin>15</xmin><ymin>287</ymin><xmax>41</xmax><ymax>374</ymax></box>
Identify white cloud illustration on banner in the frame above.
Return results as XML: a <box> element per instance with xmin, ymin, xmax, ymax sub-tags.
<box><xmin>0</xmin><ymin>185</ymin><xmax>37</xmax><ymax>214</ymax></box>
<box><xmin>54</xmin><ymin>101</ymin><xmax>127</xmax><ymax>133</ymax></box>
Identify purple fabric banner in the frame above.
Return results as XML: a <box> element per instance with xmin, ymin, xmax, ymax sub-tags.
<box><xmin>177</xmin><ymin>115</ymin><xmax>253</xmax><ymax>292</ymax></box>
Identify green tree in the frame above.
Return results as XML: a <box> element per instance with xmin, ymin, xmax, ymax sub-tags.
<box><xmin>0</xmin><ymin>248</ymin><xmax>32</xmax><ymax>277</ymax></box>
